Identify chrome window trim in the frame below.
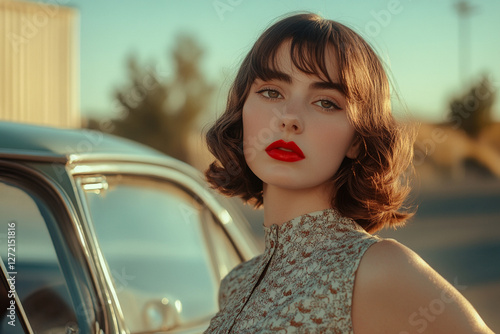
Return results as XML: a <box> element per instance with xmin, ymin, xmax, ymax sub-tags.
<box><xmin>68</xmin><ymin>153</ymin><xmax>178</xmax><ymax>167</ymax></box>
<box><xmin>199</xmin><ymin>205</ymin><xmax>224</xmax><ymax>283</ymax></box>
<box><xmin>69</xmin><ymin>162</ymin><xmax>261</xmax><ymax>261</ymax></box>
<box><xmin>0</xmin><ymin>160</ymin><xmax>114</xmax><ymax>334</ymax></box>
<box><xmin>0</xmin><ymin>150</ymin><xmax>68</xmax><ymax>163</ymax></box>
<box><xmin>72</xmin><ymin>177</ymin><xmax>128</xmax><ymax>334</ymax></box>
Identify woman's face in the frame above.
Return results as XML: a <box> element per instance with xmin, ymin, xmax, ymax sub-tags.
<box><xmin>242</xmin><ymin>42</ymin><xmax>358</xmax><ymax>193</ymax></box>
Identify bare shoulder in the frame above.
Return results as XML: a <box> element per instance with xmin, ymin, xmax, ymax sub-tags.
<box><xmin>352</xmin><ymin>239</ymin><xmax>493</xmax><ymax>334</ymax></box>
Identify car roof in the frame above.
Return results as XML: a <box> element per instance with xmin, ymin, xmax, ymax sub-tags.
<box><xmin>0</xmin><ymin>121</ymin><xmax>182</xmax><ymax>167</ymax></box>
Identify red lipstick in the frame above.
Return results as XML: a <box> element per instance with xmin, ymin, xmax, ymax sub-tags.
<box><xmin>265</xmin><ymin>140</ymin><xmax>305</xmax><ymax>162</ymax></box>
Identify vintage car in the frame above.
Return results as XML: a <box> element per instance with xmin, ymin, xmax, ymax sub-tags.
<box><xmin>0</xmin><ymin>121</ymin><xmax>261</xmax><ymax>334</ymax></box>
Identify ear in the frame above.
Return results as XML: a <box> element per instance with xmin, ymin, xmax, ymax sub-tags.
<box><xmin>346</xmin><ymin>135</ymin><xmax>361</xmax><ymax>159</ymax></box>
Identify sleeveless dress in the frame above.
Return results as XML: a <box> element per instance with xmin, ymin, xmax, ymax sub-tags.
<box><xmin>204</xmin><ymin>208</ymin><xmax>381</xmax><ymax>333</ymax></box>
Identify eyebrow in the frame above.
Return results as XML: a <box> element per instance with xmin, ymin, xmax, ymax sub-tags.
<box><xmin>259</xmin><ymin>70</ymin><xmax>346</xmax><ymax>95</ymax></box>
<box><xmin>310</xmin><ymin>81</ymin><xmax>346</xmax><ymax>95</ymax></box>
<box><xmin>259</xmin><ymin>70</ymin><xmax>292</xmax><ymax>83</ymax></box>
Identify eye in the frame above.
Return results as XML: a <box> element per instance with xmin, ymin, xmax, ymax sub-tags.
<box><xmin>313</xmin><ymin>99</ymin><xmax>341</xmax><ymax>111</ymax></box>
<box><xmin>257</xmin><ymin>88</ymin><xmax>282</xmax><ymax>100</ymax></box>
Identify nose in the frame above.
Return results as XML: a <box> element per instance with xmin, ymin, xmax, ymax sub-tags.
<box><xmin>280</xmin><ymin>105</ymin><xmax>303</xmax><ymax>134</ymax></box>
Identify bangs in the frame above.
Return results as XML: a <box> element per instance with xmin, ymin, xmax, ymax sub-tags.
<box><xmin>246</xmin><ymin>16</ymin><xmax>346</xmax><ymax>95</ymax></box>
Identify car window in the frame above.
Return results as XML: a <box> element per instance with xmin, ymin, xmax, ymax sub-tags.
<box><xmin>0</xmin><ymin>180</ymin><xmax>91</xmax><ymax>334</ymax></box>
<box><xmin>81</xmin><ymin>175</ymin><xmax>223</xmax><ymax>333</ymax></box>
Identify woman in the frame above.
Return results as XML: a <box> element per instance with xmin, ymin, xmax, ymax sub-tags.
<box><xmin>204</xmin><ymin>13</ymin><xmax>493</xmax><ymax>333</ymax></box>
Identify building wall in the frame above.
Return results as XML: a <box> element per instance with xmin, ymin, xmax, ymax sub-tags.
<box><xmin>0</xmin><ymin>0</ymin><xmax>79</xmax><ymax>128</ymax></box>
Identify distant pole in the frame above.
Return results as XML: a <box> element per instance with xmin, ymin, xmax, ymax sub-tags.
<box><xmin>455</xmin><ymin>0</ymin><xmax>475</xmax><ymax>86</ymax></box>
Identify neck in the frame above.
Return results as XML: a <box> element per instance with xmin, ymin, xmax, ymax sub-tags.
<box><xmin>262</xmin><ymin>183</ymin><xmax>333</xmax><ymax>227</ymax></box>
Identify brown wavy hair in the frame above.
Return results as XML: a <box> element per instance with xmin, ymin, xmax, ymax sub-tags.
<box><xmin>205</xmin><ymin>13</ymin><xmax>415</xmax><ymax>233</ymax></box>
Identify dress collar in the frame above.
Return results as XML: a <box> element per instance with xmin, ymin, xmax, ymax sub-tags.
<box><xmin>263</xmin><ymin>208</ymin><xmax>363</xmax><ymax>250</ymax></box>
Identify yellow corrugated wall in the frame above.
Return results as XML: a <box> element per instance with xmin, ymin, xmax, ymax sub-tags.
<box><xmin>0</xmin><ymin>0</ymin><xmax>79</xmax><ymax>128</ymax></box>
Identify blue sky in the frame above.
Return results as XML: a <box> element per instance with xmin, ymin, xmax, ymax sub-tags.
<box><xmin>45</xmin><ymin>0</ymin><xmax>500</xmax><ymax>121</ymax></box>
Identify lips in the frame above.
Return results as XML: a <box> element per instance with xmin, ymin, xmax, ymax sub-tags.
<box><xmin>265</xmin><ymin>140</ymin><xmax>305</xmax><ymax>162</ymax></box>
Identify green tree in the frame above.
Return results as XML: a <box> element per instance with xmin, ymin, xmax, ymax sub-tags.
<box><xmin>448</xmin><ymin>76</ymin><xmax>496</xmax><ymax>137</ymax></box>
<box><xmin>91</xmin><ymin>35</ymin><xmax>213</xmax><ymax>163</ymax></box>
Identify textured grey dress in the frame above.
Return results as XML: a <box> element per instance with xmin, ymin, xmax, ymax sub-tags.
<box><xmin>204</xmin><ymin>208</ymin><xmax>381</xmax><ymax>333</ymax></box>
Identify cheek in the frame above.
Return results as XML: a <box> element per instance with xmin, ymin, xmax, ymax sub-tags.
<box><xmin>242</xmin><ymin>102</ymin><xmax>265</xmax><ymax>164</ymax></box>
<box><xmin>311</xmin><ymin>120</ymin><xmax>356</xmax><ymax>164</ymax></box>
<box><xmin>242</xmin><ymin>100</ymin><xmax>280</xmax><ymax>155</ymax></box>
